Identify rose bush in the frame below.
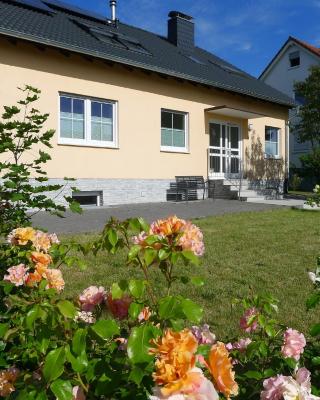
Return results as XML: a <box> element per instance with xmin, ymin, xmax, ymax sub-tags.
<box><xmin>0</xmin><ymin>215</ymin><xmax>319</xmax><ymax>399</ymax></box>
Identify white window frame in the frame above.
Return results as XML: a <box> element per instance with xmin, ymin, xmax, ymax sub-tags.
<box><xmin>58</xmin><ymin>93</ymin><xmax>118</xmax><ymax>148</ymax></box>
<box><xmin>160</xmin><ymin>109</ymin><xmax>189</xmax><ymax>153</ymax></box>
<box><xmin>265</xmin><ymin>126</ymin><xmax>280</xmax><ymax>158</ymax></box>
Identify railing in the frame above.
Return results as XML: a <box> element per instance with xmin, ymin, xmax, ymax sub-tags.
<box><xmin>207</xmin><ymin>148</ymin><xmax>245</xmax><ymax>199</ymax></box>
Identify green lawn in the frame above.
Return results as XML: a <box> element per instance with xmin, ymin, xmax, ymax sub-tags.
<box><xmin>61</xmin><ymin>208</ymin><xmax>320</xmax><ymax>338</ymax></box>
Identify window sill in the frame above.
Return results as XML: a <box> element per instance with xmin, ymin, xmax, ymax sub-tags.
<box><xmin>264</xmin><ymin>154</ymin><xmax>281</xmax><ymax>160</ymax></box>
<box><xmin>58</xmin><ymin>140</ymin><xmax>119</xmax><ymax>149</ymax></box>
<box><xmin>160</xmin><ymin>147</ymin><xmax>190</xmax><ymax>154</ymax></box>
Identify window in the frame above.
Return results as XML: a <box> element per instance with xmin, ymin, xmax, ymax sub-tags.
<box><xmin>59</xmin><ymin>94</ymin><xmax>117</xmax><ymax>147</ymax></box>
<box><xmin>265</xmin><ymin>126</ymin><xmax>280</xmax><ymax>157</ymax></box>
<box><xmin>161</xmin><ymin>110</ymin><xmax>188</xmax><ymax>152</ymax></box>
<box><xmin>72</xmin><ymin>191</ymin><xmax>103</xmax><ymax>207</ymax></box>
<box><xmin>289</xmin><ymin>51</ymin><xmax>300</xmax><ymax>68</ymax></box>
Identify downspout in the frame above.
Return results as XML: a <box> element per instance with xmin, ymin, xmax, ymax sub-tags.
<box><xmin>284</xmin><ymin>120</ymin><xmax>290</xmax><ymax>193</ymax></box>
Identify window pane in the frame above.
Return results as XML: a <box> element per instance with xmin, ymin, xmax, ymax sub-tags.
<box><xmin>60</xmin><ymin>97</ymin><xmax>71</xmax><ymax>113</ymax></box>
<box><xmin>91</xmin><ymin>101</ymin><xmax>101</xmax><ymax>118</ymax></box>
<box><xmin>173</xmin><ymin>113</ymin><xmax>185</xmax><ymax>130</ymax></box>
<box><xmin>265</xmin><ymin>142</ymin><xmax>277</xmax><ymax>156</ymax></box>
<box><xmin>172</xmin><ymin>129</ymin><xmax>185</xmax><ymax>147</ymax></box>
<box><xmin>102</xmin><ymin>103</ymin><xmax>113</xmax><ymax>119</ymax></box>
<box><xmin>73</xmin><ymin>99</ymin><xmax>84</xmax><ymax>116</ymax></box>
<box><xmin>210</xmin><ymin>123</ymin><xmax>220</xmax><ymax>147</ymax></box>
<box><xmin>230</xmin><ymin>127</ymin><xmax>239</xmax><ymax>148</ymax></box>
<box><xmin>60</xmin><ymin>118</ymin><xmax>72</xmax><ymax>138</ymax></box>
<box><xmin>73</xmin><ymin>120</ymin><xmax>84</xmax><ymax>139</ymax></box>
<box><xmin>91</xmin><ymin>122</ymin><xmax>101</xmax><ymax>141</ymax></box>
<box><xmin>265</xmin><ymin>127</ymin><xmax>278</xmax><ymax>142</ymax></box>
<box><xmin>101</xmin><ymin>123</ymin><xmax>113</xmax><ymax>141</ymax></box>
<box><xmin>161</xmin><ymin>111</ymin><xmax>172</xmax><ymax>129</ymax></box>
<box><xmin>161</xmin><ymin>128</ymin><xmax>172</xmax><ymax>146</ymax></box>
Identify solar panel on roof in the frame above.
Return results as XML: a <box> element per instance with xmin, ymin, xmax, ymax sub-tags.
<box><xmin>74</xmin><ymin>20</ymin><xmax>152</xmax><ymax>56</ymax></box>
<box><xmin>43</xmin><ymin>0</ymin><xmax>106</xmax><ymax>22</ymax></box>
<box><xmin>10</xmin><ymin>0</ymin><xmax>55</xmax><ymax>13</ymax></box>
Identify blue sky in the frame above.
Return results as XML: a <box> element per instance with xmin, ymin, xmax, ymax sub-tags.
<box><xmin>63</xmin><ymin>0</ymin><xmax>320</xmax><ymax>77</ymax></box>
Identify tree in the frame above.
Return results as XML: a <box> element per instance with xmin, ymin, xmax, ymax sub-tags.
<box><xmin>294</xmin><ymin>65</ymin><xmax>320</xmax><ymax>180</ymax></box>
<box><xmin>0</xmin><ymin>85</ymin><xmax>81</xmax><ymax>234</ymax></box>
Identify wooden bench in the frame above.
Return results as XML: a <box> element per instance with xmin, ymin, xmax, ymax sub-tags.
<box><xmin>167</xmin><ymin>176</ymin><xmax>207</xmax><ymax>202</ymax></box>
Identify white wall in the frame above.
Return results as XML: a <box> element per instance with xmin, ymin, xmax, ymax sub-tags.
<box><xmin>261</xmin><ymin>42</ymin><xmax>319</xmax><ymax>167</ymax></box>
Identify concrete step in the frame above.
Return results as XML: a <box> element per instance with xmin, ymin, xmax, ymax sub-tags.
<box><xmin>238</xmin><ymin>190</ymin><xmax>265</xmax><ymax>199</ymax></box>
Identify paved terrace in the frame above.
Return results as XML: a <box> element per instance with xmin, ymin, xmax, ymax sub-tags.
<box><xmin>31</xmin><ymin>199</ymin><xmax>283</xmax><ymax>234</ymax></box>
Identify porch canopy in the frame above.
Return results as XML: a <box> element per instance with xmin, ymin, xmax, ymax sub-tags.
<box><xmin>204</xmin><ymin>105</ymin><xmax>267</xmax><ymax>119</ymax></box>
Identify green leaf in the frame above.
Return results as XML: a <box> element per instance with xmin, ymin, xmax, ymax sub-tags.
<box><xmin>111</xmin><ymin>282</ymin><xmax>124</xmax><ymax>300</ymax></box>
<box><xmin>181</xmin><ymin>298</ymin><xmax>203</xmax><ymax>324</ymax></box>
<box><xmin>129</xmin><ymin>303</ymin><xmax>144</xmax><ymax>320</ymax></box>
<box><xmin>127</xmin><ymin>324</ymin><xmax>160</xmax><ymax>364</ymax></box>
<box><xmin>129</xmin><ymin>367</ymin><xmax>145</xmax><ymax>385</ymax></box>
<box><xmin>128</xmin><ymin>280</ymin><xmax>145</xmax><ymax>298</ymax></box>
<box><xmin>181</xmin><ymin>250</ymin><xmax>200</xmax><ymax>265</ymax></box>
<box><xmin>25</xmin><ymin>305</ymin><xmax>41</xmax><ymax>330</ymax></box>
<box><xmin>190</xmin><ymin>276</ymin><xmax>205</xmax><ymax>286</ymax></box>
<box><xmin>0</xmin><ymin>323</ymin><xmax>9</xmax><ymax>339</ymax></box>
<box><xmin>284</xmin><ymin>357</ymin><xmax>298</xmax><ymax>369</ymax></box>
<box><xmin>144</xmin><ymin>248</ymin><xmax>157</xmax><ymax>266</ymax></box>
<box><xmin>243</xmin><ymin>370</ymin><xmax>263</xmax><ymax>380</ymax></box>
<box><xmin>108</xmin><ymin>229</ymin><xmax>118</xmax><ymax>247</ymax></box>
<box><xmin>310</xmin><ymin>323</ymin><xmax>320</xmax><ymax>337</ymax></box>
<box><xmin>72</xmin><ymin>328</ymin><xmax>87</xmax><ymax>355</ymax></box>
<box><xmin>311</xmin><ymin>356</ymin><xmax>320</xmax><ymax>366</ymax></box>
<box><xmin>57</xmin><ymin>300</ymin><xmax>76</xmax><ymax>319</ymax></box>
<box><xmin>92</xmin><ymin>319</ymin><xmax>119</xmax><ymax>340</ymax></box>
<box><xmin>128</xmin><ymin>245</ymin><xmax>141</xmax><ymax>260</ymax></box>
<box><xmin>158</xmin><ymin>249</ymin><xmax>169</xmax><ymax>260</ymax></box>
<box><xmin>43</xmin><ymin>347</ymin><xmax>66</xmax><ymax>382</ymax></box>
<box><xmin>306</xmin><ymin>292</ymin><xmax>320</xmax><ymax>309</ymax></box>
<box><xmin>50</xmin><ymin>379</ymin><xmax>73</xmax><ymax>400</ymax></box>
<box><xmin>67</xmin><ymin>199</ymin><xmax>82</xmax><ymax>214</ymax></box>
<box><xmin>158</xmin><ymin>296</ymin><xmax>183</xmax><ymax>321</ymax></box>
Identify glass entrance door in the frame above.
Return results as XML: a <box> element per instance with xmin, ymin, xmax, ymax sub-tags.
<box><xmin>209</xmin><ymin>122</ymin><xmax>240</xmax><ymax>178</ymax></box>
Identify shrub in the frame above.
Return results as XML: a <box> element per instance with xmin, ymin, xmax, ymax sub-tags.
<box><xmin>0</xmin><ymin>216</ymin><xmax>319</xmax><ymax>399</ymax></box>
<box><xmin>0</xmin><ymin>85</ymin><xmax>81</xmax><ymax>235</ymax></box>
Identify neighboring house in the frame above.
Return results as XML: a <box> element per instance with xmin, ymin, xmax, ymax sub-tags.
<box><xmin>260</xmin><ymin>36</ymin><xmax>320</xmax><ymax>169</ymax></box>
<box><xmin>0</xmin><ymin>0</ymin><xmax>294</xmax><ymax>205</ymax></box>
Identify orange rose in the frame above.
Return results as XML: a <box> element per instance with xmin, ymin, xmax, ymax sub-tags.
<box><xmin>150</xmin><ymin>329</ymin><xmax>198</xmax><ymax>397</ymax></box>
<box><xmin>207</xmin><ymin>342</ymin><xmax>239</xmax><ymax>398</ymax></box>
<box><xmin>31</xmin><ymin>252</ymin><xmax>52</xmax><ymax>268</ymax></box>
<box><xmin>150</xmin><ymin>216</ymin><xmax>186</xmax><ymax>237</ymax></box>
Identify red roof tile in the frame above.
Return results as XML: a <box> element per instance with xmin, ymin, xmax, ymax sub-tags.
<box><xmin>291</xmin><ymin>36</ymin><xmax>320</xmax><ymax>57</ymax></box>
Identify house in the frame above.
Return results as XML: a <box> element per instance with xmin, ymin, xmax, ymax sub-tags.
<box><xmin>0</xmin><ymin>0</ymin><xmax>294</xmax><ymax>206</ymax></box>
<box><xmin>259</xmin><ymin>36</ymin><xmax>320</xmax><ymax>172</ymax></box>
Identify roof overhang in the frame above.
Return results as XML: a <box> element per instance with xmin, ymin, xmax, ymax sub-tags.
<box><xmin>204</xmin><ymin>106</ymin><xmax>267</xmax><ymax>119</ymax></box>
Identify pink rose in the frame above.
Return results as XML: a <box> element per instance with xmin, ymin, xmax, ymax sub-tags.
<box><xmin>261</xmin><ymin>375</ymin><xmax>289</xmax><ymax>400</ymax></box>
<box><xmin>295</xmin><ymin>367</ymin><xmax>311</xmax><ymax>390</ymax></box>
<box><xmin>281</xmin><ymin>328</ymin><xmax>306</xmax><ymax>361</ymax></box>
<box><xmin>227</xmin><ymin>338</ymin><xmax>252</xmax><ymax>352</ymax></box>
<box><xmin>239</xmin><ymin>307</ymin><xmax>259</xmax><ymax>333</ymax></box>
<box><xmin>79</xmin><ymin>286</ymin><xmax>106</xmax><ymax>312</ymax></box>
<box><xmin>4</xmin><ymin>264</ymin><xmax>29</xmax><ymax>286</ymax></box>
<box><xmin>191</xmin><ymin>324</ymin><xmax>216</xmax><ymax>345</ymax></box>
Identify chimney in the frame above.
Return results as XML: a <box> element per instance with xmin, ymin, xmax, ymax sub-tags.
<box><xmin>167</xmin><ymin>11</ymin><xmax>194</xmax><ymax>52</ymax></box>
<box><xmin>110</xmin><ymin>0</ymin><xmax>117</xmax><ymax>21</ymax></box>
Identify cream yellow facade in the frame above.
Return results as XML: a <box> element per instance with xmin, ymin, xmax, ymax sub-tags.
<box><xmin>0</xmin><ymin>37</ymin><xmax>288</xmax><ymax>182</ymax></box>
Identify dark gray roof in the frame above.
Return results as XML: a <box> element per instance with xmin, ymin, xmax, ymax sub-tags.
<box><xmin>0</xmin><ymin>0</ymin><xmax>295</xmax><ymax>107</ymax></box>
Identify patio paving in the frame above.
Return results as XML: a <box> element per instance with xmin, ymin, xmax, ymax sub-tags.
<box><xmin>31</xmin><ymin>199</ymin><xmax>283</xmax><ymax>234</ymax></box>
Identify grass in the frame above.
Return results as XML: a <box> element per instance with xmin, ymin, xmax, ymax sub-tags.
<box><xmin>288</xmin><ymin>190</ymin><xmax>314</xmax><ymax>197</ymax></box>
<box><xmin>61</xmin><ymin>208</ymin><xmax>320</xmax><ymax>338</ymax></box>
